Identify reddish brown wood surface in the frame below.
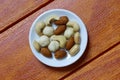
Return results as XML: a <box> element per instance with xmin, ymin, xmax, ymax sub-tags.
<box><xmin>65</xmin><ymin>44</ymin><xmax>120</xmax><ymax>80</ymax></box>
<box><xmin>0</xmin><ymin>0</ymin><xmax>120</xmax><ymax>80</ymax></box>
<box><xmin>0</xmin><ymin>0</ymin><xmax>53</xmax><ymax>32</ymax></box>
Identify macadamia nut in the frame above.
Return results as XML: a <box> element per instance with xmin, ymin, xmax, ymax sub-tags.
<box><xmin>39</xmin><ymin>35</ymin><xmax>50</xmax><ymax>47</ymax></box>
<box><xmin>64</xmin><ymin>27</ymin><xmax>74</xmax><ymax>39</ymax></box>
<box><xmin>43</xmin><ymin>26</ymin><xmax>54</xmax><ymax>36</ymax></box>
<box><xmin>48</xmin><ymin>41</ymin><xmax>59</xmax><ymax>52</ymax></box>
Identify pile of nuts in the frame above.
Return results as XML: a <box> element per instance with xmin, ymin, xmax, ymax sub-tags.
<box><xmin>33</xmin><ymin>15</ymin><xmax>80</xmax><ymax>59</ymax></box>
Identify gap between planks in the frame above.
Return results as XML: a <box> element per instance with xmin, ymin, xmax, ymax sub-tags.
<box><xmin>59</xmin><ymin>41</ymin><xmax>120</xmax><ymax>80</ymax></box>
<box><xmin>0</xmin><ymin>0</ymin><xmax>54</xmax><ymax>34</ymax></box>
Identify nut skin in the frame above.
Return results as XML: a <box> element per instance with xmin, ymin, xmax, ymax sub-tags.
<box><xmin>40</xmin><ymin>47</ymin><xmax>52</xmax><ymax>58</ymax></box>
<box><xmin>54</xmin><ymin>25</ymin><xmax>66</xmax><ymax>35</ymax></box>
<box><xmin>65</xmin><ymin>37</ymin><xmax>75</xmax><ymax>50</ymax></box>
<box><xmin>54</xmin><ymin>16</ymin><xmax>69</xmax><ymax>25</ymax></box>
<box><xmin>55</xmin><ymin>50</ymin><xmax>67</xmax><ymax>59</ymax></box>
<box><xmin>69</xmin><ymin>44</ymin><xmax>80</xmax><ymax>56</ymax></box>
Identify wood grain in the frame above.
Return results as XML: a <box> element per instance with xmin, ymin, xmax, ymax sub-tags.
<box><xmin>0</xmin><ymin>0</ymin><xmax>120</xmax><ymax>80</ymax></box>
<box><xmin>0</xmin><ymin>0</ymin><xmax>53</xmax><ymax>32</ymax></box>
<box><xmin>65</xmin><ymin>44</ymin><xmax>120</xmax><ymax>80</ymax></box>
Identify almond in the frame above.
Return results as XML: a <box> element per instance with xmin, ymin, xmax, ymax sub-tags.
<box><xmin>55</xmin><ymin>50</ymin><xmax>67</xmax><ymax>59</ymax></box>
<box><xmin>65</xmin><ymin>36</ymin><xmax>75</xmax><ymax>50</ymax></box>
<box><xmin>54</xmin><ymin>16</ymin><xmax>69</xmax><ymax>25</ymax></box>
<box><xmin>54</xmin><ymin>25</ymin><xmax>66</xmax><ymax>35</ymax></box>
<box><xmin>40</xmin><ymin>47</ymin><xmax>52</xmax><ymax>58</ymax></box>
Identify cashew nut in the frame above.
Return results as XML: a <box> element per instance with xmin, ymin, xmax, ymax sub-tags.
<box><xmin>50</xmin><ymin>35</ymin><xmax>56</xmax><ymax>41</ymax></box>
<box><xmin>46</xmin><ymin>15</ymin><xmax>59</xmax><ymax>26</ymax></box>
<box><xmin>39</xmin><ymin>35</ymin><xmax>50</xmax><ymax>47</ymax></box>
<box><xmin>48</xmin><ymin>41</ymin><xmax>59</xmax><ymax>52</ymax></box>
<box><xmin>43</xmin><ymin>26</ymin><xmax>54</xmax><ymax>36</ymax></box>
<box><xmin>64</xmin><ymin>27</ymin><xmax>74</xmax><ymax>39</ymax></box>
<box><xmin>50</xmin><ymin>35</ymin><xmax>66</xmax><ymax>48</ymax></box>
<box><xmin>67</xmin><ymin>21</ymin><xmax>80</xmax><ymax>32</ymax></box>
<box><xmin>35</xmin><ymin>21</ymin><xmax>45</xmax><ymax>36</ymax></box>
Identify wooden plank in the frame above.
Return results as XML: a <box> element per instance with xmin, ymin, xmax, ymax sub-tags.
<box><xmin>65</xmin><ymin>44</ymin><xmax>120</xmax><ymax>80</ymax></box>
<box><xmin>0</xmin><ymin>0</ymin><xmax>120</xmax><ymax>80</ymax></box>
<box><xmin>0</xmin><ymin>0</ymin><xmax>53</xmax><ymax>32</ymax></box>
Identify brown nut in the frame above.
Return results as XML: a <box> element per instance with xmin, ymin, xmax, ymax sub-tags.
<box><xmin>74</xmin><ymin>32</ymin><xmax>80</xmax><ymax>44</ymax></box>
<box><xmin>54</xmin><ymin>25</ymin><xmax>66</xmax><ymax>35</ymax></box>
<box><xmin>55</xmin><ymin>50</ymin><xmax>67</xmax><ymax>59</ymax></box>
<box><xmin>69</xmin><ymin>44</ymin><xmax>80</xmax><ymax>56</ymax></box>
<box><xmin>65</xmin><ymin>37</ymin><xmax>75</xmax><ymax>50</ymax></box>
<box><xmin>54</xmin><ymin>16</ymin><xmax>69</xmax><ymax>25</ymax></box>
<box><xmin>40</xmin><ymin>47</ymin><xmax>52</xmax><ymax>58</ymax></box>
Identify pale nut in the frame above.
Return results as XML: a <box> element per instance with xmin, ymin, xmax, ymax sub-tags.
<box><xmin>35</xmin><ymin>21</ymin><xmax>45</xmax><ymax>36</ymax></box>
<box><xmin>74</xmin><ymin>32</ymin><xmax>80</xmax><ymax>44</ymax></box>
<box><xmin>46</xmin><ymin>15</ymin><xmax>59</xmax><ymax>26</ymax></box>
<box><xmin>69</xmin><ymin>44</ymin><xmax>80</xmax><ymax>56</ymax></box>
<box><xmin>67</xmin><ymin>21</ymin><xmax>80</xmax><ymax>32</ymax></box>
<box><xmin>50</xmin><ymin>35</ymin><xmax>67</xmax><ymax>48</ymax></box>
<box><xmin>39</xmin><ymin>35</ymin><xmax>50</xmax><ymax>47</ymax></box>
<box><xmin>64</xmin><ymin>27</ymin><xmax>74</xmax><ymax>39</ymax></box>
<box><xmin>33</xmin><ymin>40</ymin><xmax>41</xmax><ymax>52</ymax></box>
<box><xmin>43</xmin><ymin>26</ymin><xmax>54</xmax><ymax>36</ymax></box>
<box><xmin>48</xmin><ymin>41</ymin><xmax>59</xmax><ymax>52</ymax></box>
<box><xmin>50</xmin><ymin>35</ymin><xmax>56</xmax><ymax>41</ymax></box>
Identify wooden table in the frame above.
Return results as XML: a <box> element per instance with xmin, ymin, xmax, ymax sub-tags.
<box><xmin>0</xmin><ymin>0</ymin><xmax>120</xmax><ymax>80</ymax></box>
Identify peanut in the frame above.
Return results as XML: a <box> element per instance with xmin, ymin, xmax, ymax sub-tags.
<box><xmin>69</xmin><ymin>44</ymin><xmax>80</xmax><ymax>56</ymax></box>
<box><xmin>33</xmin><ymin>40</ymin><xmax>40</xmax><ymax>52</ymax></box>
<box><xmin>74</xmin><ymin>32</ymin><xmax>80</xmax><ymax>44</ymax></box>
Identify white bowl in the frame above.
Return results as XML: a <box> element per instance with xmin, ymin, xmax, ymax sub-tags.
<box><xmin>29</xmin><ymin>9</ymin><xmax>88</xmax><ymax>67</ymax></box>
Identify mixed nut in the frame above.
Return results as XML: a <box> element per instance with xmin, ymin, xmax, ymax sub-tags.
<box><xmin>33</xmin><ymin>15</ymin><xmax>81</xmax><ymax>59</ymax></box>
